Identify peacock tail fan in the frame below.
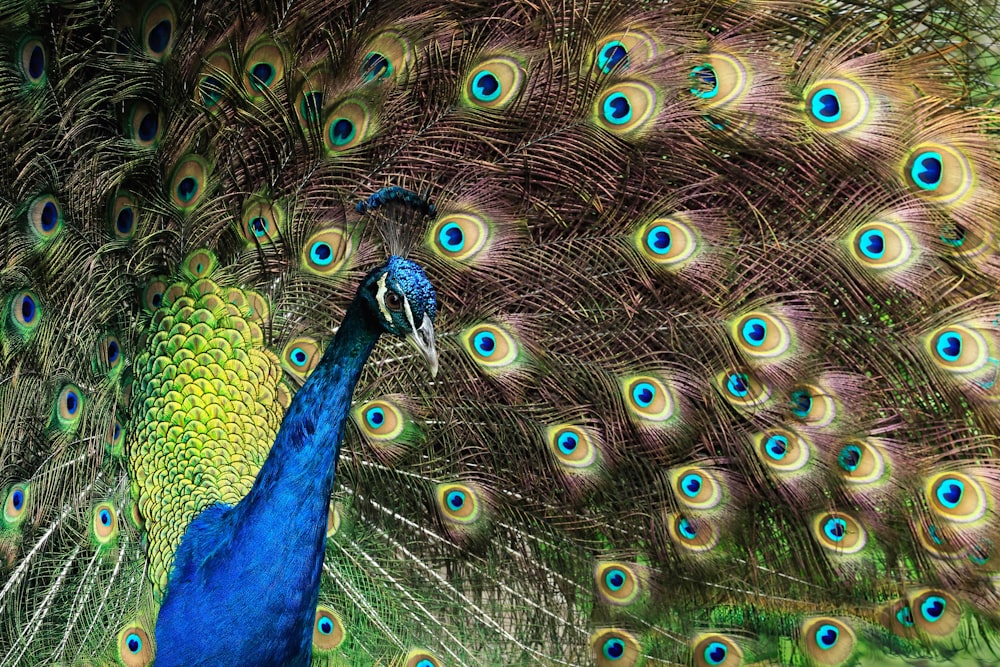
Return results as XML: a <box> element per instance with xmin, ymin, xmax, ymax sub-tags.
<box><xmin>1</xmin><ymin>0</ymin><xmax>1000</xmax><ymax>665</ymax></box>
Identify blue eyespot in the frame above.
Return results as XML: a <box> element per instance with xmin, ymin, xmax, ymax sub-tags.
<box><xmin>678</xmin><ymin>517</ymin><xmax>697</xmax><ymax>539</ymax></box>
<box><xmin>940</xmin><ymin>224</ymin><xmax>966</xmax><ymax>248</ymax></box>
<box><xmin>680</xmin><ymin>473</ymin><xmax>702</xmax><ymax>498</ymax></box>
<box><xmin>329</xmin><ymin>118</ymin><xmax>356</xmax><ymax>146</ymax></box>
<box><xmin>317</xmin><ymin>617</ymin><xmax>333</xmax><ymax>634</ymax></box>
<box><xmin>704</xmin><ymin>641</ymin><xmax>728</xmax><ymax>665</ymax></box>
<box><xmin>416</xmin><ymin>660</ymin><xmax>435</xmax><ymax>667</ymax></box>
<box><xmin>605</xmin><ymin>568</ymin><xmax>626</xmax><ymax>591</ymax></box>
<box><xmin>250</xmin><ymin>63</ymin><xmax>275</xmax><ymax>90</ymax></box>
<box><xmin>28</xmin><ymin>44</ymin><xmax>45</xmax><ymax>80</ymax></box>
<box><xmin>631</xmin><ymin>382</ymin><xmax>655</xmax><ymax>408</ymax></box>
<box><xmin>12</xmin><ymin>488</ymin><xmax>24</xmax><ymax>510</ymax></box>
<box><xmin>138</xmin><ymin>110</ymin><xmax>159</xmax><ymax>142</ymax></box>
<box><xmin>810</xmin><ymin>88</ymin><xmax>841</xmax><ymax>122</ymax></box>
<box><xmin>99</xmin><ymin>508</ymin><xmax>111</xmax><ymax>526</ymax></box>
<box><xmin>765</xmin><ymin>434</ymin><xmax>788</xmax><ymax>460</ymax></box>
<box><xmin>920</xmin><ymin>595</ymin><xmax>946</xmax><ymax>623</ymax></box>
<box><xmin>40</xmin><ymin>202</ymin><xmax>59</xmax><ymax>231</ymax></box>
<box><xmin>176</xmin><ymin>177</ymin><xmax>198</xmax><ymax>203</ymax></box>
<box><xmin>310</xmin><ymin>241</ymin><xmax>334</xmax><ymax>266</ymax></box>
<box><xmin>107</xmin><ymin>340</ymin><xmax>120</xmax><ymax>363</ymax></box>
<box><xmin>838</xmin><ymin>445</ymin><xmax>861</xmax><ymax>472</ymax></box>
<box><xmin>936</xmin><ymin>478</ymin><xmax>964</xmax><ymax>508</ymax></box>
<box><xmin>645</xmin><ymin>225</ymin><xmax>671</xmax><ymax>254</ymax></box>
<box><xmin>815</xmin><ymin>624</ymin><xmax>839</xmax><ymax>649</ymax></box>
<box><xmin>116</xmin><ymin>207</ymin><xmax>135</xmax><ymax>235</ymax></box>
<box><xmin>20</xmin><ymin>295</ymin><xmax>36</xmax><ymax>323</ymax></box>
<box><xmin>249</xmin><ymin>216</ymin><xmax>269</xmax><ymax>238</ymax></box>
<box><xmin>557</xmin><ymin>431</ymin><xmax>578</xmax><ymax>454</ymax></box>
<box><xmin>741</xmin><ymin>318</ymin><xmax>767</xmax><ymax>347</ymax></box>
<box><xmin>859</xmin><ymin>229</ymin><xmax>885</xmax><ymax>259</ymax></box>
<box><xmin>726</xmin><ymin>373</ymin><xmax>749</xmax><ymax>397</ymax></box>
<box><xmin>791</xmin><ymin>389</ymin><xmax>812</xmax><ymax>417</ymax></box>
<box><xmin>365</xmin><ymin>407</ymin><xmax>385</xmax><ymax>429</ymax></box>
<box><xmin>602</xmin><ymin>92</ymin><xmax>632</xmax><ymax>125</ymax></box>
<box><xmin>928</xmin><ymin>524</ymin><xmax>944</xmax><ymax>546</ymax></box>
<box><xmin>147</xmin><ymin>20</ymin><xmax>171</xmax><ymax>55</ymax></box>
<box><xmin>290</xmin><ymin>347</ymin><xmax>309</xmax><ymax>367</ymax></box>
<box><xmin>911</xmin><ymin>151</ymin><xmax>943</xmax><ymax>190</ymax></box>
<box><xmin>362</xmin><ymin>52</ymin><xmax>391</xmax><ymax>81</ymax></box>
<box><xmin>896</xmin><ymin>606</ymin><xmax>914</xmax><ymax>627</ymax></box>
<box><xmin>438</xmin><ymin>222</ymin><xmax>465</xmax><ymax>251</ymax></box>
<box><xmin>65</xmin><ymin>391</ymin><xmax>79</xmax><ymax>415</ymax></box>
<box><xmin>598</xmin><ymin>41</ymin><xmax>628</xmax><ymax>72</ymax></box>
<box><xmin>473</xmin><ymin>331</ymin><xmax>496</xmax><ymax>357</ymax></box>
<box><xmin>471</xmin><ymin>71</ymin><xmax>501</xmax><ymax>102</ymax></box>
<box><xmin>447</xmin><ymin>490</ymin><xmax>465</xmax><ymax>510</ymax></box>
<box><xmin>602</xmin><ymin>638</ymin><xmax>625</xmax><ymax>660</ymax></box>
<box><xmin>935</xmin><ymin>334</ymin><xmax>962</xmax><ymax>362</ymax></box>
<box><xmin>202</xmin><ymin>75</ymin><xmax>224</xmax><ymax>106</ymax></box>
<box><xmin>690</xmin><ymin>64</ymin><xmax>718</xmax><ymax>98</ymax></box>
<box><xmin>126</xmin><ymin>632</ymin><xmax>143</xmax><ymax>654</ymax></box>
<box><xmin>823</xmin><ymin>517</ymin><xmax>846</xmax><ymax>542</ymax></box>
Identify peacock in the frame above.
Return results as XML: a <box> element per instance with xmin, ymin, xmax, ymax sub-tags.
<box><xmin>2</xmin><ymin>0</ymin><xmax>1000</xmax><ymax>665</ymax></box>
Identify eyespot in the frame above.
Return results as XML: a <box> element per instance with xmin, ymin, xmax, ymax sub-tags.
<box><xmin>789</xmin><ymin>384</ymin><xmax>836</xmax><ymax>427</ymax></box>
<box><xmin>636</xmin><ymin>215</ymin><xmax>698</xmax><ymax>267</ymax></box>
<box><xmin>917</xmin><ymin>522</ymin><xmax>966</xmax><ymax>559</ymax></box>
<box><xmin>323</xmin><ymin>99</ymin><xmax>371</xmax><ymax>153</ymax></box>
<box><xmin>109</xmin><ymin>190</ymin><xmax>138</xmax><ymax>240</ymax></box>
<box><xmin>183</xmin><ymin>250</ymin><xmax>216</xmax><ymax>280</ymax></box>
<box><xmin>804</xmin><ymin>78</ymin><xmax>870</xmax><ymax>133</ymax></box>
<box><xmin>667</xmin><ymin>513</ymin><xmax>719</xmax><ymax>552</ymax></box>
<box><xmin>301</xmin><ymin>229</ymin><xmax>352</xmax><ymax>276</ymax></box>
<box><xmin>293</xmin><ymin>69</ymin><xmax>329</xmax><ymax>127</ymax></box>
<box><xmin>590</xmin><ymin>628</ymin><xmax>640</xmax><ymax>667</ymax></box>
<box><xmin>97</xmin><ymin>334</ymin><xmax>123</xmax><ymax>373</ymax></box>
<box><xmin>716</xmin><ymin>369</ymin><xmax>770</xmax><ymax>408</ymax></box>
<box><xmin>169</xmin><ymin>155</ymin><xmax>208</xmax><ymax>210</ymax></box>
<box><xmin>461</xmin><ymin>323</ymin><xmax>520</xmax><ymax>371</ymax></box>
<box><xmin>19</xmin><ymin>38</ymin><xmax>46</xmax><ymax>85</ymax></box>
<box><xmin>27</xmin><ymin>194</ymin><xmax>64</xmax><ymax>240</ymax></box>
<box><xmin>925</xmin><ymin>325</ymin><xmax>989</xmax><ymax>375</ymax></box>
<box><xmin>801</xmin><ymin>617</ymin><xmax>855</xmax><ymax>665</ymax></box>
<box><xmin>882</xmin><ymin>598</ymin><xmax>918</xmax><ymax>638</ymax></box>
<box><xmin>926</xmin><ymin>472</ymin><xmax>986</xmax><ymax>523</ymax></box>
<box><xmin>281</xmin><ymin>337</ymin><xmax>321</xmax><ymax>381</ymax></box>
<box><xmin>197</xmin><ymin>50</ymin><xmax>235</xmax><ymax>108</ymax></box>
<box><xmin>3</xmin><ymin>483</ymin><xmax>29</xmax><ymax>526</ymax></box>
<box><xmin>106</xmin><ymin>418</ymin><xmax>125</xmax><ymax>457</ymax></box>
<box><xmin>621</xmin><ymin>375</ymin><xmax>675</xmax><ymax>422</ymax></box>
<box><xmin>141</xmin><ymin>2</ymin><xmax>176</xmax><ymax>61</ymax></box>
<box><xmin>732</xmin><ymin>312</ymin><xmax>791</xmax><ymax>359</ymax></box>
<box><xmin>755</xmin><ymin>428</ymin><xmax>810</xmax><ymax>473</ymax></box>
<box><xmin>243</xmin><ymin>40</ymin><xmax>285</xmax><ymax>97</ymax></box>
<box><xmin>595</xmin><ymin>562</ymin><xmax>641</xmax><ymax>606</ymax></box>
<box><xmin>54</xmin><ymin>383</ymin><xmax>85</xmax><ymax>430</ymax></box>
<box><xmin>465</xmin><ymin>57</ymin><xmax>523</xmax><ymax>109</ymax></box>
<box><xmin>846</xmin><ymin>219</ymin><xmax>914</xmax><ymax>271</ymax></box>
<box><xmin>91</xmin><ymin>502</ymin><xmax>119</xmax><ymax>546</ymax></box>
<box><xmin>361</xmin><ymin>30</ymin><xmax>413</xmax><ymax>83</ymax></box>
<box><xmin>837</xmin><ymin>439</ymin><xmax>886</xmax><ymax>485</ymax></box>
<box><xmin>354</xmin><ymin>399</ymin><xmax>405</xmax><ymax>441</ymax></box>
<box><xmin>903</xmin><ymin>142</ymin><xmax>973</xmax><ymax>204</ymax></box>
<box><xmin>911</xmin><ymin>590</ymin><xmax>961</xmax><ymax>637</ymax></box>
<box><xmin>312</xmin><ymin>605</ymin><xmax>346</xmax><ymax>651</ymax></box>
<box><xmin>938</xmin><ymin>222</ymin><xmax>992</xmax><ymax>259</ymax></box>
<box><xmin>595</xmin><ymin>31</ymin><xmax>655</xmax><ymax>73</ymax></box>
<box><xmin>596</xmin><ymin>82</ymin><xmax>656</xmax><ymax>134</ymax></box>
<box><xmin>142</xmin><ymin>278</ymin><xmax>167</xmax><ymax>312</ymax></box>
<box><xmin>689</xmin><ymin>52</ymin><xmax>749</xmax><ymax>109</ymax></box>
<box><xmin>546</xmin><ymin>424</ymin><xmax>599</xmax><ymax>469</ymax></box>
<box><xmin>117</xmin><ymin>625</ymin><xmax>153</xmax><ymax>667</ymax></box>
<box><xmin>429</xmin><ymin>213</ymin><xmax>490</xmax><ymax>263</ymax></box>
<box><xmin>127</xmin><ymin>101</ymin><xmax>163</xmax><ymax>148</ymax></box>
<box><xmin>692</xmin><ymin>634</ymin><xmax>743</xmax><ymax>667</ymax></box>
<box><xmin>671</xmin><ymin>467</ymin><xmax>722</xmax><ymax>510</ymax></box>
<box><xmin>812</xmin><ymin>512</ymin><xmax>866</xmax><ymax>554</ymax></box>
<box><xmin>9</xmin><ymin>290</ymin><xmax>41</xmax><ymax>335</ymax></box>
<box><xmin>436</xmin><ymin>483</ymin><xmax>481</xmax><ymax>524</ymax></box>
<box><xmin>403</xmin><ymin>650</ymin><xmax>441</xmax><ymax>667</ymax></box>
<box><xmin>240</xmin><ymin>199</ymin><xmax>283</xmax><ymax>245</ymax></box>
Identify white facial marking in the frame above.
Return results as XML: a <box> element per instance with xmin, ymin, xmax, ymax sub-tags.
<box><xmin>375</xmin><ymin>274</ymin><xmax>393</xmax><ymax>324</ymax></box>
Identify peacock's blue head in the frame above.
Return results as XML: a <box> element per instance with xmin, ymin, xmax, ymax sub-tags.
<box><xmin>361</xmin><ymin>256</ymin><xmax>438</xmax><ymax>376</ymax></box>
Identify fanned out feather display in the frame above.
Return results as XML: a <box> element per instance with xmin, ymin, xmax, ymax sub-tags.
<box><xmin>2</xmin><ymin>0</ymin><xmax>1000</xmax><ymax>665</ymax></box>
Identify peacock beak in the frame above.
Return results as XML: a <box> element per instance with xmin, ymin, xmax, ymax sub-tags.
<box><xmin>408</xmin><ymin>314</ymin><xmax>438</xmax><ymax>379</ymax></box>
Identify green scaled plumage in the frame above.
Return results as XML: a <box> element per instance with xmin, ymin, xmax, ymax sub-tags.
<box><xmin>2</xmin><ymin>0</ymin><xmax>1000</xmax><ymax>665</ymax></box>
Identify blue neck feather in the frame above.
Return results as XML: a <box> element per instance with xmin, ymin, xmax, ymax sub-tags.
<box><xmin>155</xmin><ymin>298</ymin><xmax>382</xmax><ymax>667</ymax></box>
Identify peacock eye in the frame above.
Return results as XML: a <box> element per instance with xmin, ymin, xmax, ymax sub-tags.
<box><xmin>385</xmin><ymin>291</ymin><xmax>403</xmax><ymax>311</ymax></box>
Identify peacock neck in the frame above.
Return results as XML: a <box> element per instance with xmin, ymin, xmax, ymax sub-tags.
<box><xmin>239</xmin><ymin>296</ymin><xmax>381</xmax><ymax>530</ymax></box>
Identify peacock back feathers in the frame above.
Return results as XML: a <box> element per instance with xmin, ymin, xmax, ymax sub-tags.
<box><xmin>2</xmin><ymin>0</ymin><xmax>1000</xmax><ymax>665</ymax></box>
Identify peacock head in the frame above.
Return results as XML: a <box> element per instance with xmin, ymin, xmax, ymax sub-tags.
<box><xmin>361</xmin><ymin>256</ymin><xmax>438</xmax><ymax>377</ymax></box>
